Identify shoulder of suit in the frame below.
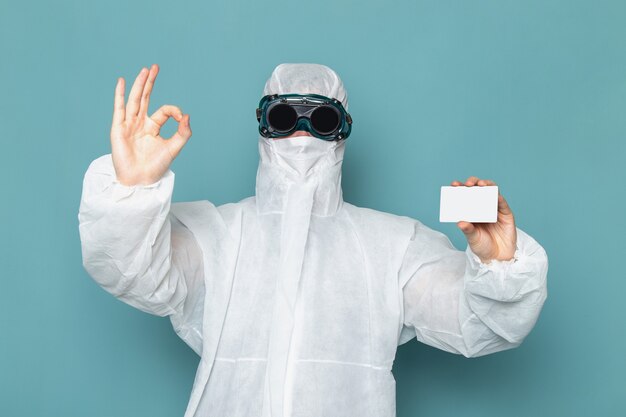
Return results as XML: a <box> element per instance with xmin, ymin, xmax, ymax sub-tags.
<box><xmin>340</xmin><ymin>202</ymin><xmax>421</xmax><ymax>235</ymax></box>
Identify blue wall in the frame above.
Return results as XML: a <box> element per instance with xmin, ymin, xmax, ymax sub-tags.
<box><xmin>1</xmin><ymin>0</ymin><xmax>624</xmax><ymax>416</ymax></box>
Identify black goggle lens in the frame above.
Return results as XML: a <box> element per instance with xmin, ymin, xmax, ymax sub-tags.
<box><xmin>267</xmin><ymin>104</ymin><xmax>297</xmax><ymax>132</ymax></box>
<box><xmin>310</xmin><ymin>105</ymin><xmax>340</xmax><ymax>134</ymax></box>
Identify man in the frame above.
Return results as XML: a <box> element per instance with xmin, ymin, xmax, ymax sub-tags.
<box><xmin>78</xmin><ymin>63</ymin><xmax>548</xmax><ymax>417</ymax></box>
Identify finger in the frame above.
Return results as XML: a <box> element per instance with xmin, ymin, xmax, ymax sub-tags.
<box><xmin>150</xmin><ymin>105</ymin><xmax>183</xmax><ymax>129</ymax></box>
<box><xmin>465</xmin><ymin>176</ymin><xmax>480</xmax><ymax>186</ymax></box>
<box><xmin>165</xmin><ymin>114</ymin><xmax>192</xmax><ymax>160</ymax></box>
<box><xmin>138</xmin><ymin>64</ymin><xmax>159</xmax><ymax>120</ymax></box>
<box><xmin>112</xmin><ymin>77</ymin><xmax>125</xmax><ymax>126</ymax></box>
<box><xmin>126</xmin><ymin>67</ymin><xmax>149</xmax><ymax>120</ymax></box>
<box><xmin>451</xmin><ymin>180</ymin><xmax>462</xmax><ymax>186</ymax></box>
<box><xmin>498</xmin><ymin>194</ymin><xmax>513</xmax><ymax>216</ymax></box>
<box><xmin>478</xmin><ymin>179</ymin><xmax>497</xmax><ymax>187</ymax></box>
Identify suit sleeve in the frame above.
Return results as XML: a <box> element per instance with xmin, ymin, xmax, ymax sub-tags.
<box><xmin>77</xmin><ymin>154</ymin><xmax>205</xmax><ymax>325</ymax></box>
<box><xmin>398</xmin><ymin>221</ymin><xmax>548</xmax><ymax>357</ymax></box>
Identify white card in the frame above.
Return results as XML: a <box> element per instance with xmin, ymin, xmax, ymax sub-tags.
<box><xmin>439</xmin><ymin>186</ymin><xmax>499</xmax><ymax>223</ymax></box>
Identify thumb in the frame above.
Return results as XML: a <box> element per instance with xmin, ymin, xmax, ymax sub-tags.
<box><xmin>457</xmin><ymin>221</ymin><xmax>479</xmax><ymax>243</ymax></box>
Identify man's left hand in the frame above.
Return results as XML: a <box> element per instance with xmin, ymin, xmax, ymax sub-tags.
<box><xmin>451</xmin><ymin>176</ymin><xmax>517</xmax><ymax>264</ymax></box>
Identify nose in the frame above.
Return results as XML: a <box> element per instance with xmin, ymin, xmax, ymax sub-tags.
<box><xmin>274</xmin><ymin>130</ymin><xmax>313</xmax><ymax>139</ymax></box>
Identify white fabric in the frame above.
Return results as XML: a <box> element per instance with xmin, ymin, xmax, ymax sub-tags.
<box><xmin>78</xmin><ymin>63</ymin><xmax>548</xmax><ymax>417</ymax></box>
<box><xmin>268</xmin><ymin>135</ymin><xmax>339</xmax><ymax>176</ymax></box>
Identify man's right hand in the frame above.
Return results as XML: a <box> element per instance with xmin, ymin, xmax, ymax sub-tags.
<box><xmin>110</xmin><ymin>64</ymin><xmax>192</xmax><ymax>186</ymax></box>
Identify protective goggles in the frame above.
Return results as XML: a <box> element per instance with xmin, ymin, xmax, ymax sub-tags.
<box><xmin>256</xmin><ymin>93</ymin><xmax>352</xmax><ymax>141</ymax></box>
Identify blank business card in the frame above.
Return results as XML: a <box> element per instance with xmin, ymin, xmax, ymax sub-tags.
<box><xmin>439</xmin><ymin>186</ymin><xmax>499</xmax><ymax>223</ymax></box>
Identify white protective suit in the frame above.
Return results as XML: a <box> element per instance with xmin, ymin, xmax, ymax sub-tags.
<box><xmin>78</xmin><ymin>63</ymin><xmax>548</xmax><ymax>417</ymax></box>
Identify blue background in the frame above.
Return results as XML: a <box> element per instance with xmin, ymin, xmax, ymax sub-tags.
<box><xmin>1</xmin><ymin>0</ymin><xmax>624</xmax><ymax>416</ymax></box>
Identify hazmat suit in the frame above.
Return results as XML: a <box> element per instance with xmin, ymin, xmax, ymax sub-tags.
<box><xmin>78</xmin><ymin>63</ymin><xmax>549</xmax><ymax>417</ymax></box>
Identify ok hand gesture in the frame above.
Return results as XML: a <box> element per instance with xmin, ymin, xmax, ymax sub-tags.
<box><xmin>110</xmin><ymin>64</ymin><xmax>192</xmax><ymax>186</ymax></box>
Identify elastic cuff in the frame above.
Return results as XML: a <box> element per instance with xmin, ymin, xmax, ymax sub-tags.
<box><xmin>112</xmin><ymin>176</ymin><xmax>164</xmax><ymax>189</ymax></box>
<box><xmin>110</xmin><ymin>169</ymin><xmax>174</xmax><ymax>203</ymax></box>
<box><xmin>465</xmin><ymin>243</ymin><xmax>519</xmax><ymax>274</ymax></box>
